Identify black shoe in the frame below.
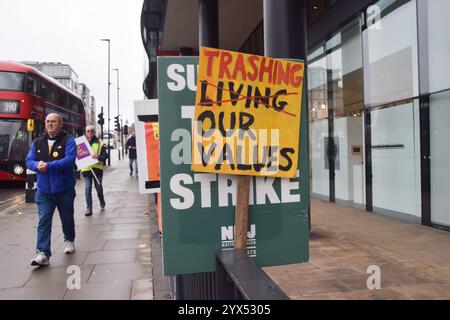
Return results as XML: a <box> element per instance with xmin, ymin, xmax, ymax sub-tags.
<box><xmin>130</xmin><ymin>171</ymin><xmax>133</xmax><ymax>176</ymax></box>
<box><xmin>100</xmin><ymin>200</ymin><xmax>106</xmax><ymax>209</ymax></box>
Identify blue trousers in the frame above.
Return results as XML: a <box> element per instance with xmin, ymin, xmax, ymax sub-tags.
<box><xmin>84</xmin><ymin>175</ymin><xmax>104</xmax><ymax>209</ymax></box>
<box><xmin>35</xmin><ymin>189</ymin><xmax>76</xmax><ymax>257</ymax></box>
<box><xmin>129</xmin><ymin>158</ymin><xmax>138</xmax><ymax>175</ymax></box>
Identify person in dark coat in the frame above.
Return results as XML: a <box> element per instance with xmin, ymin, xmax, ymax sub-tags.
<box><xmin>125</xmin><ymin>132</ymin><xmax>138</xmax><ymax>176</ymax></box>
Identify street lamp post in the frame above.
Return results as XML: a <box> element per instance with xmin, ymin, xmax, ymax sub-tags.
<box><xmin>100</xmin><ymin>38</ymin><xmax>111</xmax><ymax>166</ymax></box>
<box><xmin>113</xmin><ymin>68</ymin><xmax>121</xmax><ymax>160</ymax></box>
<box><xmin>120</xmin><ymin>118</ymin><xmax>124</xmax><ymax>158</ymax></box>
<box><xmin>125</xmin><ymin>119</ymin><xmax>129</xmax><ymax>155</ymax></box>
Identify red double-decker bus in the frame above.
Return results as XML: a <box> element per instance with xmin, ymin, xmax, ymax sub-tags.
<box><xmin>0</xmin><ymin>61</ymin><xmax>86</xmax><ymax>182</ymax></box>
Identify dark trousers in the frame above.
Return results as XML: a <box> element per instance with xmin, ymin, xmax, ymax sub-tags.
<box><xmin>35</xmin><ymin>189</ymin><xmax>76</xmax><ymax>257</ymax></box>
<box><xmin>84</xmin><ymin>174</ymin><xmax>104</xmax><ymax>209</ymax></box>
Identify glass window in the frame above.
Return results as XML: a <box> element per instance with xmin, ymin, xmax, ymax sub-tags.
<box><xmin>427</xmin><ymin>0</ymin><xmax>450</xmax><ymax>93</ymax></box>
<box><xmin>49</xmin><ymin>85</ymin><xmax>58</xmax><ymax>102</ymax></box>
<box><xmin>39</xmin><ymin>80</ymin><xmax>49</xmax><ymax>98</ymax></box>
<box><xmin>308</xmin><ymin>56</ymin><xmax>328</xmax><ymax>121</ymax></box>
<box><xmin>77</xmin><ymin>101</ymin><xmax>84</xmax><ymax>113</ymax></box>
<box><xmin>308</xmin><ymin>46</ymin><xmax>324</xmax><ymax>62</ymax></box>
<box><xmin>308</xmin><ymin>55</ymin><xmax>329</xmax><ymax>199</ymax></box>
<box><xmin>362</xmin><ymin>0</ymin><xmax>419</xmax><ymax>107</ymax></box>
<box><xmin>370</xmin><ymin>100</ymin><xmax>421</xmax><ymax>220</ymax></box>
<box><xmin>26</xmin><ymin>73</ymin><xmax>39</xmax><ymax>94</ymax></box>
<box><xmin>325</xmin><ymin>33</ymin><xmax>341</xmax><ymax>51</ymax></box>
<box><xmin>430</xmin><ymin>90</ymin><xmax>450</xmax><ymax>227</ymax></box>
<box><xmin>26</xmin><ymin>73</ymin><xmax>49</xmax><ymax>99</ymax></box>
<box><xmin>0</xmin><ymin>120</ymin><xmax>28</xmax><ymax>161</ymax></box>
<box><xmin>0</xmin><ymin>71</ymin><xmax>25</xmax><ymax>91</ymax></box>
<box><xmin>327</xmin><ymin>20</ymin><xmax>365</xmax><ymax>205</ymax></box>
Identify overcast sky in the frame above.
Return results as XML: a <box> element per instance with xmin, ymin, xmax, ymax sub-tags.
<box><xmin>0</xmin><ymin>0</ymin><xmax>146</xmax><ymax>126</ymax></box>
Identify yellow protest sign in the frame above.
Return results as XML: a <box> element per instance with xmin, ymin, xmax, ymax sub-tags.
<box><xmin>192</xmin><ymin>47</ymin><xmax>304</xmax><ymax>178</ymax></box>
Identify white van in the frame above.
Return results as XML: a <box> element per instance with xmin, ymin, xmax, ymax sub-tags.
<box><xmin>102</xmin><ymin>132</ymin><xmax>117</xmax><ymax>149</ymax></box>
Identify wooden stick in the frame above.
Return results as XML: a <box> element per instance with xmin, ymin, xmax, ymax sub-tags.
<box><xmin>90</xmin><ymin>168</ymin><xmax>100</xmax><ymax>185</ymax></box>
<box><xmin>234</xmin><ymin>175</ymin><xmax>251</xmax><ymax>250</ymax></box>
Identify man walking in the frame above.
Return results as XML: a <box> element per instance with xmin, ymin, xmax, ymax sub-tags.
<box><xmin>82</xmin><ymin>125</ymin><xmax>108</xmax><ymax>216</ymax></box>
<box><xmin>26</xmin><ymin>113</ymin><xmax>77</xmax><ymax>267</ymax></box>
<box><xmin>126</xmin><ymin>132</ymin><xmax>138</xmax><ymax>176</ymax></box>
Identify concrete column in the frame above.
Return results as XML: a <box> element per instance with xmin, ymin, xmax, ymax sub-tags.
<box><xmin>263</xmin><ymin>0</ymin><xmax>308</xmax><ymax>59</ymax></box>
<box><xmin>263</xmin><ymin>0</ymin><xmax>310</xmax><ymax>229</ymax></box>
<box><xmin>199</xmin><ymin>0</ymin><xmax>219</xmax><ymax>48</ymax></box>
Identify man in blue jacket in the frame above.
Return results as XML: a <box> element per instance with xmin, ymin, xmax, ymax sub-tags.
<box><xmin>26</xmin><ymin>113</ymin><xmax>77</xmax><ymax>267</ymax></box>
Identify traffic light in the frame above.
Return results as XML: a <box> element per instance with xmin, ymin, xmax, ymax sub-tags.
<box><xmin>123</xmin><ymin>125</ymin><xmax>129</xmax><ymax>136</ymax></box>
<box><xmin>114</xmin><ymin>115</ymin><xmax>120</xmax><ymax>132</ymax></box>
<box><xmin>97</xmin><ymin>112</ymin><xmax>104</xmax><ymax>126</ymax></box>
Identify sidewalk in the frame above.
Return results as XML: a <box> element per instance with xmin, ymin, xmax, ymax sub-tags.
<box><xmin>0</xmin><ymin>158</ymin><xmax>160</xmax><ymax>300</ymax></box>
<box><xmin>3</xmin><ymin>162</ymin><xmax>450</xmax><ymax>300</ymax></box>
<box><xmin>264</xmin><ymin>198</ymin><xmax>450</xmax><ymax>300</ymax></box>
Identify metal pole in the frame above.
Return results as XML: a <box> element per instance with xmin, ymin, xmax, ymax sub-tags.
<box><xmin>100</xmin><ymin>106</ymin><xmax>104</xmax><ymax>138</ymax></box>
<box><xmin>198</xmin><ymin>0</ymin><xmax>218</xmax><ymax>48</ymax></box>
<box><xmin>120</xmin><ymin>118</ymin><xmax>124</xmax><ymax>158</ymax></box>
<box><xmin>125</xmin><ymin>119</ymin><xmax>129</xmax><ymax>155</ymax></box>
<box><xmin>263</xmin><ymin>0</ymin><xmax>307</xmax><ymax>59</ymax></box>
<box><xmin>113</xmin><ymin>68</ymin><xmax>120</xmax><ymax>160</ymax></box>
<box><xmin>101</xmin><ymin>38</ymin><xmax>111</xmax><ymax>166</ymax></box>
<box><xmin>107</xmin><ymin>41</ymin><xmax>111</xmax><ymax>166</ymax></box>
<box><xmin>263</xmin><ymin>0</ymin><xmax>310</xmax><ymax>228</ymax></box>
<box><xmin>112</xmin><ymin>68</ymin><xmax>122</xmax><ymax>160</ymax></box>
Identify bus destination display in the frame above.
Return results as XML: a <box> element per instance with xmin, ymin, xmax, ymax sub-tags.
<box><xmin>0</xmin><ymin>100</ymin><xmax>20</xmax><ymax>114</ymax></box>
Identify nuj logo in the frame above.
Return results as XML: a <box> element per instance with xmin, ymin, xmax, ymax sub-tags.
<box><xmin>221</xmin><ymin>225</ymin><xmax>257</xmax><ymax>257</ymax></box>
<box><xmin>221</xmin><ymin>224</ymin><xmax>256</xmax><ymax>241</ymax></box>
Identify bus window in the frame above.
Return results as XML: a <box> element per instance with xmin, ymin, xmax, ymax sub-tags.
<box><xmin>0</xmin><ymin>120</ymin><xmax>28</xmax><ymax>161</ymax></box>
<box><xmin>39</xmin><ymin>80</ymin><xmax>48</xmax><ymax>99</ymax></box>
<box><xmin>71</xmin><ymin>97</ymin><xmax>79</xmax><ymax>113</ymax></box>
<box><xmin>0</xmin><ymin>71</ymin><xmax>25</xmax><ymax>91</ymax></box>
<box><xmin>57</xmin><ymin>91</ymin><xmax>64</xmax><ymax>105</ymax></box>
<box><xmin>77</xmin><ymin>101</ymin><xmax>84</xmax><ymax>113</ymax></box>
<box><xmin>49</xmin><ymin>85</ymin><xmax>57</xmax><ymax>102</ymax></box>
<box><xmin>0</xmin><ymin>134</ymin><xmax>8</xmax><ymax>159</ymax></box>
<box><xmin>26</xmin><ymin>73</ymin><xmax>39</xmax><ymax>94</ymax></box>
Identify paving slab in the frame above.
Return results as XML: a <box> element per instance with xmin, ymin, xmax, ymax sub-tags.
<box><xmin>266</xmin><ymin>198</ymin><xmax>450</xmax><ymax>300</ymax></box>
<box><xmin>0</xmin><ymin>285</ymin><xmax>67</xmax><ymax>300</ymax></box>
<box><xmin>103</xmin><ymin>238</ymin><xmax>150</xmax><ymax>251</ymax></box>
<box><xmin>0</xmin><ymin>159</ymin><xmax>155</xmax><ymax>299</ymax></box>
<box><xmin>84</xmin><ymin>250</ymin><xmax>136</xmax><ymax>265</ymax></box>
<box><xmin>88</xmin><ymin>262</ymin><xmax>151</xmax><ymax>282</ymax></box>
<box><xmin>63</xmin><ymin>280</ymin><xmax>132</xmax><ymax>300</ymax></box>
<box><xmin>25</xmin><ymin>264</ymin><xmax>94</xmax><ymax>287</ymax></box>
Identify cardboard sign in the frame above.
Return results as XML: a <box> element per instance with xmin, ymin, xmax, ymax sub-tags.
<box><xmin>158</xmin><ymin>57</ymin><xmax>309</xmax><ymax>275</ymax></box>
<box><xmin>145</xmin><ymin>122</ymin><xmax>160</xmax><ymax>182</ymax></box>
<box><xmin>192</xmin><ymin>47</ymin><xmax>305</xmax><ymax>178</ymax></box>
<box><xmin>157</xmin><ymin>192</ymin><xmax>162</xmax><ymax>236</ymax></box>
<box><xmin>134</xmin><ymin>100</ymin><xmax>160</xmax><ymax>194</ymax></box>
<box><xmin>75</xmin><ymin>136</ymin><xmax>97</xmax><ymax>170</ymax></box>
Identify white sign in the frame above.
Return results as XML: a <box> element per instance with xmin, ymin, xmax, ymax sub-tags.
<box><xmin>75</xmin><ymin>136</ymin><xmax>98</xmax><ymax>170</ymax></box>
<box><xmin>134</xmin><ymin>99</ymin><xmax>160</xmax><ymax>194</ymax></box>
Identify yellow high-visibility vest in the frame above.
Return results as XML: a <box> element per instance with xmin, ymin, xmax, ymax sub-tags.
<box><xmin>81</xmin><ymin>141</ymin><xmax>104</xmax><ymax>172</ymax></box>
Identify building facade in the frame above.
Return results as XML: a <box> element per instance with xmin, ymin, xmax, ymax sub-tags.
<box><xmin>305</xmin><ymin>0</ymin><xmax>450</xmax><ymax>230</ymax></box>
<box><xmin>77</xmin><ymin>83</ymin><xmax>96</xmax><ymax>126</ymax></box>
<box><xmin>143</xmin><ymin>0</ymin><xmax>450</xmax><ymax>231</ymax></box>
